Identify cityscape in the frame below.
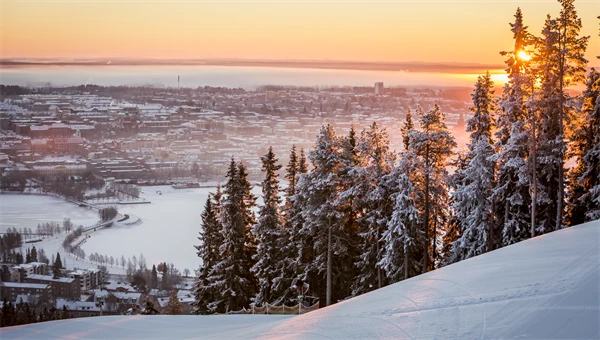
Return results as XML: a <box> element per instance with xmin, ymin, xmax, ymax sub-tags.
<box><xmin>0</xmin><ymin>84</ymin><xmax>471</xmax><ymax>184</ymax></box>
<box><xmin>0</xmin><ymin>0</ymin><xmax>599</xmax><ymax>339</ymax></box>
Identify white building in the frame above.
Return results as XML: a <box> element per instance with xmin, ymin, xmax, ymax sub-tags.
<box><xmin>374</xmin><ymin>82</ymin><xmax>384</xmax><ymax>95</ymax></box>
<box><xmin>67</xmin><ymin>268</ymin><xmax>103</xmax><ymax>291</ymax></box>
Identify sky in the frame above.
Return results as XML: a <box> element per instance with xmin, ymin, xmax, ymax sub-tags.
<box><xmin>0</xmin><ymin>0</ymin><xmax>599</xmax><ymax>67</ymax></box>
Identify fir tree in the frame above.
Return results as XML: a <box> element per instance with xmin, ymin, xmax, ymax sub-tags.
<box><xmin>252</xmin><ymin>147</ymin><xmax>283</xmax><ymax>305</ymax></box>
<box><xmin>451</xmin><ymin>73</ymin><xmax>497</xmax><ymax>261</ymax></box>
<box><xmin>493</xmin><ymin>8</ymin><xmax>535</xmax><ymax>246</ymax></box>
<box><xmin>379</xmin><ymin>153</ymin><xmax>420</xmax><ymax>282</ymax></box>
<box><xmin>410</xmin><ymin>105</ymin><xmax>456</xmax><ymax>271</ymax></box>
<box><xmin>401</xmin><ymin>109</ymin><xmax>414</xmax><ymax>150</ymax></box>
<box><xmin>161</xmin><ymin>264</ymin><xmax>169</xmax><ymax>291</ymax></box>
<box><xmin>30</xmin><ymin>246</ymin><xmax>37</xmax><ymax>263</ymax></box>
<box><xmin>151</xmin><ymin>265</ymin><xmax>158</xmax><ymax>289</ymax></box>
<box><xmin>193</xmin><ymin>190</ymin><xmax>223</xmax><ymax>314</ymax></box>
<box><xmin>568</xmin><ymin>69</ymin><xmax>600</xmax><ymax>224</ymax></box>
<box><xmin>299</xmin><ymin>148</ymin><xmax>308</xmax><ymax>174</ymax></box>
<box><xmin>166</xmin><ymin>290</ymin><xmax>183</xmax><ymax>315</ymax></box>
<box><xmin>298</xmin><ymin>124</ymin><xmax>344</xmax><ymax>305</ymax></box>
<box><xmin>53</xmin><ymin>252</ymin><xmax>62</xmax><ymax>278</ymax></box>
<box><xmin>272</xmin><ymin>146</ymin><xmax>310</xmax><ymax>305</ymax></box>
<box><xmin>330</xmin><ymin>125</ymin><xmax>363</xmax><ymax>299</ymax></box>
<box><xmin>284</xmin><ymin>145</ymin><xmax>300</xmax><ymax>209</ymax></box>
<box><xmin>534</xmin><ymin>1</ymin><xmax>588</xmax><ymax>231</ymax></box>
<box><xmin>209</xmin><ymin>158</ymin><xmax>257</xmax><ymax>313</ymax></box>
<box><xmin>352</xmin><ymin>123</ymin><xmax>395</xmax><ymax>295</ymax></box>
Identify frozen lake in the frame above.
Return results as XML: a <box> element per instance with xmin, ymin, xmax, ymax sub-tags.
<box><xmin>1</xmin><ymin>185</ymin><xmax>264</xmax><ymax>273</ymax></box>
<box><xmin>0</xmin><ymin>194</ymin><xmax>99</xmax><ymax>233</ymax></box>
<box><xmin>81</xmin><ymin>186</ymin><xmax>211</xmax><ymax>273</ymax></box>
<box><xmin>81</xmin><ymin>185</ymin><xmax>263</xmax><ymax>274</ymax></box>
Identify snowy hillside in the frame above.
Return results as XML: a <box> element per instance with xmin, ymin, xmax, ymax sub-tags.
<box><xmin>3</xmin><ymin>220</ymin><xmax>599</xmax><ymax>339</ymax></box>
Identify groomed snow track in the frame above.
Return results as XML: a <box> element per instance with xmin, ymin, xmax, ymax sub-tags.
<box><xmin>2</xmin><ymin>220</ymin><xmax>599</xmax><ymax>339</ymax></box>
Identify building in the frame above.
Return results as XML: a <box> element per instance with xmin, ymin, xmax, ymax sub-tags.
<box><xmin>15</xmin><ymin>262</ymin><xmax>48</xmax><ymax>281</ymax></box>
<box><xmin>0</xmin><ymin>264</ymin><xmax>22</xmax><ymax>282</ymax></box>
<box><xmin>55</xmin><ymin>298</ymin><xmax>120</xmax><ymax>317</ymax></box>
<box><xmin>92</xmin><ymin>289</ymin><xmax>143</xmax><ymax>313</ymax></box>
<box><xmin>24</xmin><ymin>274</ymin><xmax>80</xmax><ymax>300</ymax></box>
<box><xmin>67</xmin><ymin>269</ymin><xmax>103</xmax><ymax>291</ymax></box>
<box><xmin>0</xmin><ymin>282</ymin><xmax>51</xmax><ymax>303</ymax></box>
<box><xmin>374</xmin><ymin>82</ymin><xmax>384</xmax><ymax>95</ymax></box>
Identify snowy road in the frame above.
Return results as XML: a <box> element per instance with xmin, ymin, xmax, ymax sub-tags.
<box><xmin>3</xmin><ymin>220</ymin><xmax>599</xmax><ymax>339</ymax></box>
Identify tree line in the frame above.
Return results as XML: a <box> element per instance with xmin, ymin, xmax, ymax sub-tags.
<box><xmin>193</xmin><ymin>1</ymin><xmax>599</xmax><ymax>314</ymax></box>
<box><xmin>0</xmin><ymin>299</ymin><xmax>70</xmax><ymax>328</ymax></box>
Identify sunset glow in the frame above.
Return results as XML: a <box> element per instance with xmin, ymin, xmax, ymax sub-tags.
<box><xmin>518</xmin><ymin>51</ymin><xmax>532</xmax><ymax>62</ymax></box>
<box><xmin>1</xmin><ymin>0</ymin><xmax>598</xmax><ymax>68</ymax></box>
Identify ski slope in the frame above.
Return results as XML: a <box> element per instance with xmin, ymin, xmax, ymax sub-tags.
<box><xmin>3</xmin><ymin>220</ymin><xmax>599</xmax><ymax>339</ymax></box>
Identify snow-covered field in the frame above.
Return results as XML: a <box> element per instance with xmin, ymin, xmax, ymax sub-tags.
<box><xmin>0</xmin><ymin>194</ymin><xmax>98</xmax><ymax>233</ymax></box>
<box><xmin>81</xmin><ymin>186</ymin><xmax>212</xmax><ymax>273</ymax></box>
<box><xmin>81</xmin><ymin>185</ymin><xmax>262</xmax><ymax>273</ymax></box>
<box><xmin>2</xmin><ymin>186</ymin><xmax>262</xmax><ymax>274</ymax></box>
<box><xmin>3</xmin><ymin>219</ymin><xmax>599</xmax><ymax>339</ymax></box>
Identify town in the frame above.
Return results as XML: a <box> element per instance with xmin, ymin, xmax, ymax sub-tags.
<box><xmin>0</xmin><ymin>83</ymin><xmax>471</xmax><ymax>186</ymax></box>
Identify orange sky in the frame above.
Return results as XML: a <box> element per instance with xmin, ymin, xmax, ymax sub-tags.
<box><xmin>1</xmin><ymin>0</ymin><xmax>599</xmax><ymax>67</ymax></box>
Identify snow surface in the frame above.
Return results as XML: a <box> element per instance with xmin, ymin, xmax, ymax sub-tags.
<box><xmin>0</xmin><ymin>194</ymin><xmax>98</xmax><ymax>233</ymax></box>
<box><xmin>80</xmin><ymin>186</ymin><xmax>210</xmax><ymax>273</ymax></box>
<box><xmin>80</xmin><ymin>185</ymin><xmax>263</xmax><ymax>272</ymax></box>
<box><xmin>3</xmin><ymin>219</ymin><xmax>599</xmax><ymax>339</ymax></box>
<box><xmin>3</xmin><ymin>186</ymin><xmax>263</xmax><ymax>274</ymax></box>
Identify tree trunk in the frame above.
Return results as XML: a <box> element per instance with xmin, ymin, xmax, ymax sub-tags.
<box><xmin>404</xmin><ymin>223</ymin><xmax>411</xmax><ymax>281</ymax></box>
<box><xmin>433</xmin><ymin>207</ymin><xmax>438</xmax><ymax>269</ymax></box>
<box><xmin>376</xmin><ymin>225</ymin><xmax>382</xmax><ymax>289</ymax></box>
<box><xmin>531</xmin><ymin>116</ymin><xmax>537</xmax><ymax>238</ymax></box>
<box><xmin>326</xmin><ymin>217</ymin><xmax>332</xmax><ymax>306</ymax></box>
<box><xmin>556</xmin><ymin>22</ymin><xmax>566</xmax><ymax>231</ymax></box>
<box><xmin>423</xmin><ymin>170</ymin><xmax>430</xmax><ymax>273</ymax></box>
<box><xmin>422</xmin><ymin>139</ymin><xmax>431</xmax><ymax>273</ymax></box>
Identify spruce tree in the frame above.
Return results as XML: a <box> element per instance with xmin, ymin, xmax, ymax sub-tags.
<box><xmin>451</xmin><ymin>73</ymin><xmax>497</xmax><ymax>261</ymax></box>
<box><xmin>53</xmin><ymin>252</ymin><xmax>62</xmax><ymax>278</ymax></box>
<box><xmin>534</xmin><ymin>1</ymin><xmax>588</xmax><ymax>231</ymax></box>
<box><xmin>166</xmin><ymin>290</ymin><xmax>183</xmax><ymax>315</ymax></box>
<box><xmin>237</xmin><ymin>161</ymin><xmax>258</xmax><ymax>290</ymax></box>
<box><xmin>352</xmin><ymin>123</ymin><xmax>395</xmax><ymax>295</ymax></box>
<box><xmin>330</xmin><ymin>125</ymin><xmax>363</xmax><ymax>299</ymax></box>
<box><xmin>193</xmin><ymin>190</ymin><xmax>223</xmax><ymax>314</ymax></box>
<box><xmin>299</xmin><ymin>148</ymin><xmax>308</xmax><ymax>174</ymax></box>
<box><xmin>493</xmin><ymin>7</ymin><xmax>535</xmax><ymax>246</ymax></box>
<box><xmin>208</xmin><ymin>158</ymin><xmax>257</xmax><ymax>312</ymax></box>
<box><xmin>401</xmin><ymin>109</ymin><xmax>414</xmax><ymax>151</ymax></box>
<box><xmin>410</xmin><ymin>105</ymin><xmax>456</xmax><ymax>271</ymax></box>
<box><xmin>151</xmin><ymin>265</ymin><xmax>158</xmax><ymax>290</ymax></box>
<box><xmin>379</xmin><ymin>153</ymin><xmax>420</xmax><ymax>282</ymax></box>
<box><xmin>252</xmin><ymin>147</ymin><xmax>283</xmax><ymax>305</ymax></box>
<box><xmin>567</xmin><ymin>69</ymin><xmax>600</xmax><ymax>224</ymax></box>
<box><xmin>299</xmin><ymin>124</ymin><xmax>344</xmax><ymax>305</ymax></box>
<box><xmin>272</xmin><ymin>146</ymin><xmax>310</xmax><ymax>305</ymax></box>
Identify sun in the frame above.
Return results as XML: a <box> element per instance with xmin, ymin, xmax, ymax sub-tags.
<box><xmin>517</xmin><ymin>51</ymin><xmax>531</xmax><ymax>61</ymax></box>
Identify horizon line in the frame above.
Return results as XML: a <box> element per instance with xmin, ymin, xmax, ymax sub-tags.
<box><xmin>0</xmin><ymin>58</ymin><xmax>506</xmax><ymax>75</ymax></box>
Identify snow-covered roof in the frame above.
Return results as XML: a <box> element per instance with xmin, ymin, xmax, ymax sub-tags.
<box><xmin>26</xmin><ymin>274</ymin><xmax>76</xmax><ymax>283</ymax></box>
<box><xmin>104</xmin><ymin>281</ymin><xmax>136</xmax><ymax>292</ymax></box>
<box><xmin>56</xmin><ymin>298</ymin><xmax>101</xmax><ymax>312</ymax></box>
<box><xmin>1</xmin><ymin>282</ymin><xmax>49</xmax><ymax>289</ymax></box>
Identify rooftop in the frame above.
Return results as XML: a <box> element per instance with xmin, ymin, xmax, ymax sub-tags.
<box><xmin>1</xmin><ymin>282</ymin><xmax>49</xmax><ymax>289</ymax></box>
<box><xmin>25</xmin><ymin>274</ymin><xmax>76</xmax><ymax>284</ymax></box>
